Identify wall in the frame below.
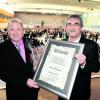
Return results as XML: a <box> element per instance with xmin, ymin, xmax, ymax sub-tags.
<box><xmin>15</xmin><ymin>12</ymin><xmax>68</xmax><ymax>27</ymax></box>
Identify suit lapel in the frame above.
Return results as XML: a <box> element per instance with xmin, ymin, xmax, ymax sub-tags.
<box><xmin>79</xmin><ymin>35</ymin><xmax>88</xmax><ymax>55</ymax></box>
<box><xmin>8</xmin><ymin>40</ymin><xmax>31</xmax><ymax>64</ymax></box>
<box><xmin>79</xmin><ymin>35</ymin><xmax>86</xmax><ymax>44</ymax></box>
<box><xmin>24</xmin><ymin>41</ymin><xmax>32</xmax><ymax>64</ymax></box>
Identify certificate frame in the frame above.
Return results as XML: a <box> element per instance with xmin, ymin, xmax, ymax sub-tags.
<box><xmin>34</xmin><ymin>39</ymin><xmax>84</xmax><ymax>100</ymax></box>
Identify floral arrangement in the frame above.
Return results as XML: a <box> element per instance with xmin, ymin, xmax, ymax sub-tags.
<box><xmin>25</xmin><ymin>39</ymin><xmax>46</xmax><ymax>70</ymax></box>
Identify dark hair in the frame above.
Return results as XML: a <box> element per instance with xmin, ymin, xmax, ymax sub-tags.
<box><xmin>66</xmin><ymin>14</ymin><xmax>83</xmax><ymax>27</ymax></box>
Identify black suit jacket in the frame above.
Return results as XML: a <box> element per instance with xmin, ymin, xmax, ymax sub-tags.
<box><xmin>59</xmin><ymin>35</ymin><xmax>100</xmax><ymax>100</ymax></box>
<box><xmin>0</xmin><ymin>39</ymin><xmax>39</xmax><ymax>100</ymax></box>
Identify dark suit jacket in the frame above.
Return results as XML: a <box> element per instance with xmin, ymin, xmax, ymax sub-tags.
<box><xmin>0</xmin><ymin>39</ymin><xmax>39</xmax><ymax>100</ymax></box>
<box><xmin>59</xmin><ymin>35</ymin><xmax>100</xmax><ymax>100</ymax></box>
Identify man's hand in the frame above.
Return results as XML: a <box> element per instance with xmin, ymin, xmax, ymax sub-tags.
<box><xmin>27</xmin><ymin>78</ymin><xmax>39</xmax><ymax>88</ymax></box>
<box><xmin>75</xmin><ymin>53</ymin><xmax>86</xmax><ymax>65</ymax></box>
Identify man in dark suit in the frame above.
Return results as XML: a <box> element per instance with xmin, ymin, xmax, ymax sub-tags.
<box><xmin>58</xmin><ymin>15</ymin><xmax>100</xmax><ymax>100</ymax></box>
<box><xmin>0</xmin><ymin>18</ymin><xmax>39</xmax><ymax>100</ymax></box>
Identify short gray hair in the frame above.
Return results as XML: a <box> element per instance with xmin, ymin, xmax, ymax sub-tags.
<box><xmin>66</xmin><ymin>14</ymin><xmax>83</xmax><ymax>27</ymax></box>
<box><xmin>7</xmin><ymin>18</ymin><xmax>23</xmax><ymax>29</ymax></box>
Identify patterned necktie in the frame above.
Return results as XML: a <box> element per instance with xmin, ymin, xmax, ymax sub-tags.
<box><xmin>16</xmin><ymin>43</ymin><xmax>26</xmax><ymax>62</ymax></box>
<box><xmin>16</xmin><ymin>44</ymin><xmax>20</xmax><ymax>53</ymax></box>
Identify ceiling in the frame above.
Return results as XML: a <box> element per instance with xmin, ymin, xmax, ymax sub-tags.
<box><xmin>1</xmin><ymin>0</ymin><xmax>100</xmax><ymax>14</ymax></box>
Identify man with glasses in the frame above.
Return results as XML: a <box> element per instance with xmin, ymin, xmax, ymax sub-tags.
<box><xmin>58</xmin><ymin>14</ymin><xmax>100</xmax><ymax>100</ymax></box>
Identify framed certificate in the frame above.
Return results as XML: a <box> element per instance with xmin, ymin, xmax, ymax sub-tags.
<box><xmin>34</xmin><ymin>39</ymin><xmax>84</xmax><ymax>100</ymax></box>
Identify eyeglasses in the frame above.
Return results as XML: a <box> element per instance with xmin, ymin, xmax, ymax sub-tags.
<box><xmin>66</xmin><ymin>23</ymin><xmax>81</xmax><ymax>27</ymax></box>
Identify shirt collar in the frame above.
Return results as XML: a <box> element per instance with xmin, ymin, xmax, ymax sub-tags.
<box><xmin>69</xmin><ymin>35</ymin><xmax>81</xmax><ymax>43</ymax></box>
<box><xmin>12</xmin><ymin>39</ymin><xmax>23</xmax><ymax>46</ymax></box>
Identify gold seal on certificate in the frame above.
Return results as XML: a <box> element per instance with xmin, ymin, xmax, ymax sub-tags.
<box><xmin>34</xmin><ymin>39</ymin><xmax>84</xmax><ymax>100</ymax></box>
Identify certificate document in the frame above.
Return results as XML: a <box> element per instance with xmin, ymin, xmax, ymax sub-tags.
<box><xmin>39</xmin><ymin>44</ymin><xmax>76</xmax><ymax>89</ymax></box>
<box><xmin>34</xmin><ymin>39</ymin><xmax>84</xmax><ymax>100</ymax></box>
